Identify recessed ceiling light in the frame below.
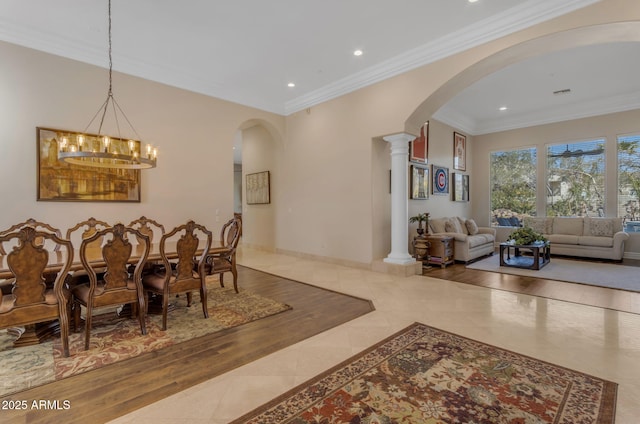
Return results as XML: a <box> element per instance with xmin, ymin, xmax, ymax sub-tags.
<box><xmin>353</xmin><ymin>49</ymin><xmax>363</xmax><ymax>56</ymax></box>
<box><xmin>499</xmin><ymin>106</ymin><xmax>508</xmax><ymax>111</ymax></box>
<box><xmin>287</xmin><ymin>82</ymin><xmax>295</xmax><ymax>88</ymax></box>
<box><xmin>468</xmin><ymin>0</ymin><xmax>479</xmax><ymax>3</ymax></box>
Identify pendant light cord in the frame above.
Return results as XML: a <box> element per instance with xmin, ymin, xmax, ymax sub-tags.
<box><xmin>84</xmin><ymin>0</ymin><xmax>142</xmax><ymax>142</ymax></box>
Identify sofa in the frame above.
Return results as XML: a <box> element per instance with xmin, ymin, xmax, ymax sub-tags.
<box><xmin>523</xmin><ymin>216</ymin><xmax>629</xmax><ymax>261</ymax></box>
<box><xmin>428</xmin><ymin>216</ymin><xmax>496</xmax><ymax>263</ymax></box>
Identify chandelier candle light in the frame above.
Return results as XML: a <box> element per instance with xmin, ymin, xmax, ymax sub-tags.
<box><xmin>57</xmin><ymin>0</ymin><xmax>157</xmax><ymax>170</ymax></box>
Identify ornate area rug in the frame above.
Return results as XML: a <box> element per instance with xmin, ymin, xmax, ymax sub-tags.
<box><xmin>233</xmin><ymin>322</ymin><xmax>617</xmax><ymax>424</ymax></box>
<box><xmin>466</xmin><ymin>255</ymin><xmax>639</xmax><ymax>292</ymax></box>
<box><xmin>0</xmin><ymin>278</ymin><xmax>291</xmax><ymax>397</ymax></box>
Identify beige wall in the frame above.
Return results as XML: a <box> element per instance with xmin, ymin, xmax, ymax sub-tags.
<box><xmin>0</xmin><ymin>40</ymin><xmax>283</xmax><ymax>238</ymax></box>
<box><xmin>2</xmin><ymin>0</ymin><xmax>639</xmax><ymax>265</ymax></box>
<box><xmin>474</xmin><ymin>109</ymin><xmax>640</xmax><ymax>257</ymax></box>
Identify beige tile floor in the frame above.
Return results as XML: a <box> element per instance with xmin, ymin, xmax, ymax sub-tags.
<box><xmin>109</xmin><ymin>246</ymin><xmax>640</xmax><ymax>423</ymax></box>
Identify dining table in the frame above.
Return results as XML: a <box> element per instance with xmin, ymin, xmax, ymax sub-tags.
<box><xmin>0</xmin><ymin>241</ymin><xmax>230</xmax><ymax>347</ymax></box>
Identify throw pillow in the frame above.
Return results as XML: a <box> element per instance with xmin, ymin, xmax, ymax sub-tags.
<box><xmin>444</xmin><ymin>221</ymin><xmax>457</xmax><ymax>233</ymax></box>
<box><xmin>466</xmin><ymin>219</ymin><xmax>479</xmax><ymax>235</ymax></box>
<box><xmin>586</xmin><ymin>218</ymin><xmax>613</xmax><ymax>237</ymax></box>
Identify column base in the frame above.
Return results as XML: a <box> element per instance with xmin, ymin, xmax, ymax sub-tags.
<box><xmin>373</xmin><ymin>258</ymin><xmax>421</xmax><ymax>277</ymax></box>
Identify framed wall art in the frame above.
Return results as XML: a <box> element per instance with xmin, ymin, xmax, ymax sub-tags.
<box><xmin>246</xmin><ymin>170</ymin><xmax>270</xmax><ymax>204</ymax></box>
<box><xmin>452</xmin><ymin>173</ymin><xmax>470</xmax><ymax>202</ymax></box>
<box><xmin>431</xmin><ymin>165</ymin><xmax>449</xmax><ymax>195</ymax></box>
<box><xmin>37</xmin><ymin>127</ymin><xmax>141</xmax><ymax>202</ymax></box>
<box><xmin>453</xmin><ymin>131</ymin><xmax>466</xmax><ymax>171</ymax></box>
<box><xmin>410</xmin><ymin>165</ymin><xmax>429</xmax><ymax>199</ymax></box>
<box><xmin>410</xmin><ymin>121</ymin><xmax>428</xmax><ymax>164</ymax></box>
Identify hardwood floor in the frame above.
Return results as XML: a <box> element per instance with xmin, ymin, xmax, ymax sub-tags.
<box><xmin>0</xmin><ymin>266</ymin><xmax>374</xmax><ymax>424</ymax></box>
<box><xmin>424</xmin><ymin>257</ymin><xmax>640</xmax><ymax>315</ymax></box>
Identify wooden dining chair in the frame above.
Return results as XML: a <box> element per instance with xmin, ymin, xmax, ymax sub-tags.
<box><xmin>0</xmin><ymin>218</ymin><xmax>62</xmax><ymax>255</ymax></box>
<box><xmin>71</xmin><ymin>223</ymin><xmax>150</xmax><ymax>351</ymax></box>
<box><xmin>0</xmin><ymin>226</ymin><xmax>74</xmax><ymax>357</ymax></box>
<box><xmin>65</xmin><ymin>217</ymin><xmax>111</xmax><ymax>287</ymax></box>
<box><xmin>128</xmin><ymin>216</ymin><xmax>166</xmax><ymax>274</ymax></box>
<box><xmin>66</xmin><ymin>217</ymin><xmax>111</xmax><ymax>249</ymax></box>
<box><xmin>142</xmin><ymin>220</ymin><xmax>212</xmax><ymax>331</ymax></box>
<box><xmin>0</xmin><ymin>219</ymin><xmax>64</xmax><ymax>293</ymax></box>
<box><xmin>204</xmin><ymin>217</ymin><xmax>242</xmax><ymax>293</ymax></box>
<box><xmin>128</xmin><ymin>216</ymin><xmax>165</xmax><ymax>245</ymax></box>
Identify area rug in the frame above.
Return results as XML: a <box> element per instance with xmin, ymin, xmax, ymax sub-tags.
<box><xmin>0</xmin><ymin>277</ymin><xmax>291</xmax><ymax>397</ymax></box>
<box><xmin>232</xmin><ymin>322</ymin><xmax>617</xmax><ymax>424</ymax></box>
<box><xmin>466</xmin><ymin>255</ymin><xmax>639</xmax><ymax>292</ymax></box>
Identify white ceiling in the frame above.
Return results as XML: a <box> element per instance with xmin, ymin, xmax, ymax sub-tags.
<box><xmin>2</xmin><ymin>0</ymin><xmax>637</xmax><ymax>135</ymax></box>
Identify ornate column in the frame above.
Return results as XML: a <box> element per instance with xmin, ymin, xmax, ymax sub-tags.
<box><xmin>383</xmin><ymin>133</ymin><xmax>416</xmax><ymax>265</ymax></box>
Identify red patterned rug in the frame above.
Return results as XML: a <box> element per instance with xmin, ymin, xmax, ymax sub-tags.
<box><xmin>0</xmin><ymin>280</ymin><xmax>291</xmax><ymax>397</ymax></box>
<box><xmin>232</xmin><ymin>322</ymin><xmax>617</xmax><ymax>423</ymax></box>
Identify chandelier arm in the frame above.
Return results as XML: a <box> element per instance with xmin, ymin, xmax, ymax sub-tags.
<box><xmin>108</xmin><ymin>94</ymin><xmax>122</xmax><ymax>140</ymax></box>
<box><xmin>83</xmin><ymin>97</ymin><xmax>111</xmax><ymax>134</ymax></box>
<box><xmin>111</xmin><ymin>96</ymin><xmax>143</xmax><ymax>141</ymax></box>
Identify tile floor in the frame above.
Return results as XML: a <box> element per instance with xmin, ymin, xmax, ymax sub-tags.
<box><xmin>109</xmin><ymin>246</ymin><xmax>640</xmax><ymax>423</ymax></box>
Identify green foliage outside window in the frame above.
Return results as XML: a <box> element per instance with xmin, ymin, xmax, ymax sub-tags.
<box><xmin>546</xmin><ymin>139</ymin><xmax>605</xmax><ymax>217</ymax></box>
<box><xmin>618</xmin><ymin>135</ymin><xmax>640</xmax><ymax>221</ymax></box>
<box><xmin>490</xmin><ymin>148</ymin><xmax>536</xmax><ymax>224</ymax></box>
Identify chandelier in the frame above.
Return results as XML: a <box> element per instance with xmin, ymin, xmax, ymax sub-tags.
<box><xmin>58</xmin><ymin>0</ymin><xmax>157</xmax><ymax>170</ymax></box>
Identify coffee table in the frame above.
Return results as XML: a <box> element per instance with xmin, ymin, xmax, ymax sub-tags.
<box><xmin>499</xmin><ymin>240</ymin><xmax>550</xmax><ymax>270</ymax></box>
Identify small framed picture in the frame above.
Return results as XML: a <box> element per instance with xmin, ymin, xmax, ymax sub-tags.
<box><xmin>246</xmin><ymin>171</ymin><xmax>270</xmax><ymax>204</ymax></box>
<box><xmin>453</xmin><ymin>131</ymin><xmax>466</xmax><ymax>171</ymax></box>
<box><xmin>452</xmin><ymin>173</ymin><xmax>470</xmax><ymax>202</ymax></box>
<box><xmin>410</xmin><ymin>165</ymin><xmax>429</xmax><ymax>199</ymax></box>
<box><xmin>410</xmin><ymin>122</ymin><xmax>428</xmax><ymax>164</ymax></box>
<box><xmin>431</xmin><ymin>165</ymin><xmax>449</xmax><ymax>195</ymax></box>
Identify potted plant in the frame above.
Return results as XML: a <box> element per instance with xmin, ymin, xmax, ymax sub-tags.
<box><xmin>507</xmin><ymin>226</ymin><xmax>547</xmax><ymax>245</ymax></box>
<box><xmin>409</xmin><ymin>213</ymin><xmax>430</xmax><ymax>236</ymax></box>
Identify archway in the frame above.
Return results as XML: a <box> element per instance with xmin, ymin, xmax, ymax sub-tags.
<box><xmin>405</xmin><ymin>21</ymin><xmax>640</xmax><ymax>133</ymax></box>
<box><xmin>235</xmin><ymin>119</ymin><xmax>283</xmax><ymax>251</ymax></box>
<box><xmin>377</xmin><ymin>21</ymin><xmax>640</xmax><ymax>263</ymax></box>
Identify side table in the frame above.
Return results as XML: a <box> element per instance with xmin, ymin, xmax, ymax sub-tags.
<box><xmin>425</xmin><ymin>235</ymin><xmax>454</xmax><ymax>268</ymax></box>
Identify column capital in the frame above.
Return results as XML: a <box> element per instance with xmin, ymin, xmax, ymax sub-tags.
<box><xmin>383</xmin><ymin>133</ymin><xmax>414</xmax><ymax>145</ymax></box>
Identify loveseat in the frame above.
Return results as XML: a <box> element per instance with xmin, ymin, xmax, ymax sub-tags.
<box><xmin>429</xmin><ymin>216</ymin><xmax>496</xmax><ymax>263</ymax></box>
<box><xmin>523</xmin><ymin>216</ymin><xmax>629</xmax><ymax>261</ymax></box>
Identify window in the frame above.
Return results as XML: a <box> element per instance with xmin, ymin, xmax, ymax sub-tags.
<box><xmin>618</xmin><ymin>134</ymin><xmax>640</xmax><ymax>231</ymax></box>
<box><xmin>546</xmin><ymin>139</ymin><xmax>605</xmax><ymax>217</ymax></box>
<box><xmin>490</xmin><ymin>148</ymin><xmax>536</xmax><ymax>225</ymax></box>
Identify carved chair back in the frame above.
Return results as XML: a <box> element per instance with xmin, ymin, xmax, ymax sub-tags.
<box><xmin>66</xmin><ymin>217</ymin><xmax>111</xmax><ymax>251</ymax></box>
<box><xmin>0</xmin><ymin>218</ymin><xmax>62</xmax><ymax>255</ymax></box>
<box><xmin>160</xmin><ymin>220</ymin><xmax>212</xmax><ymax>285</ymax></box>
<box><xmin>0</xmin><ymin>226</ymin><xmax>74</xmax><ymax>356</ymax></box>
<box><xmin>221</xmin><ymin>217</ymin><xmax>242</xmax><ymax>251</ymax></box>
<box><xmin>128</xmin><ymin>216</ymin><xmax>165</xmax><ymax>245</ymax></box>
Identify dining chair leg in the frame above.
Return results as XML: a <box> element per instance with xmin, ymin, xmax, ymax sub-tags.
<box><xmin>200</xmin><ymin>284</ymin><xmax>209</xmax><ymax>319</ymax></box>
<box><xmin>231</xmin><ymin>267</ymin><xmax>238</xmax><ymax>294</ymax></box>
<box><xmin>84</xmin><ymin>301</ymin><xmax>93</xmax><ymax>351</ymax></box>
<box><xmin>136</xmin><ymin>298</ymin><xmax>147</xmax><ymax>336</ymax></box>
<box><xmin>219</xmin><ymin>273</ymin><xmax>225</xmax><ymax>288</ymax></box>
<box><xmin>59</xmin><ymin>303</ymin><xmax>71</xmax><ymax>357</ymax></box>
<box><xmin>162</xmin><ymin>293</ymin><xmax>169</xmax><ymax>331</ymax></box>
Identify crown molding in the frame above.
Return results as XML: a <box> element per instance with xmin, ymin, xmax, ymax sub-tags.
<box><xmin>436</xmin><ymin>90</ymin><xmax>640</xmax><ymax>136</ymax></box>
<box><xmin>284</xmin><ymin>0</ymin><xmax>601</xmax><ymax>115</ymax></box>
<box><xmin>0</xmin><ymin>0</ymin><xmax>600</xmax><ymax>116</ymax></box>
